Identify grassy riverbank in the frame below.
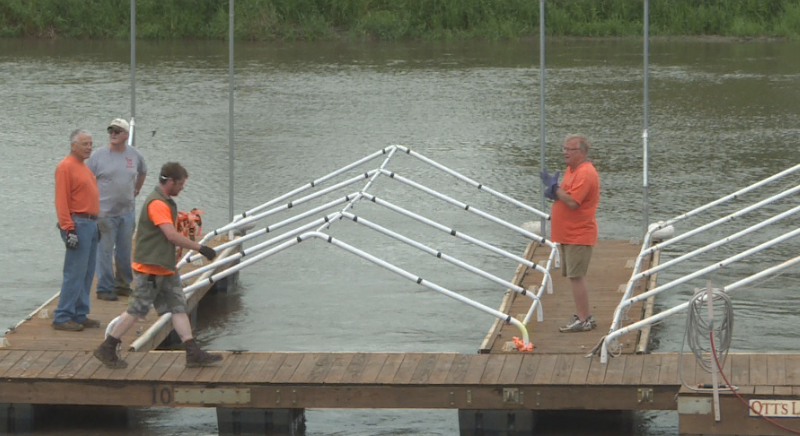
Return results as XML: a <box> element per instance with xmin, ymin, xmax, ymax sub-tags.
<box><xmin>2</xmin><ymin>0</ymin><xmax>799</xmax><ymax>41</ymax></box>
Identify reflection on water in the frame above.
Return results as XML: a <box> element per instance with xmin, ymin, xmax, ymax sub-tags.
<box><xmin>0</xmin><ymin>37</ymin><xmax>798</xmax><ymax>435</ymax></box>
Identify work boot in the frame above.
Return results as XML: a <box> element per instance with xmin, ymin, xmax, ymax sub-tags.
<box><xmin>52</xmin><ymin>320</ymin><xmax>84</xmax><ymax>331</ymax></box>
<box><xmin>93</xmin><ymin>336</ymin><xmax>128</xmax><ymax>368</ymax></box>
<box><xmin>113</xmin><ymin>286</ymin><xmax>133</xmax><ymax>297</ymax></box>
<box><xmin>97</xmin><ymin>292</ymin><xmax>119</xmax><ymax>301</ymax></box>
<box><xmin>184</xmin><ymin>339</ymin><xmax>223</xmax><ymax>368</ymax></box>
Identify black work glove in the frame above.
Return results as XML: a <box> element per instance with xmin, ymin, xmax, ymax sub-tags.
<box><xmin>198</xmin><ymin>245</ymin><xmax>217</xmax><ymax>261</ymax></box>
<box><xmin>65</xmin><ymin>230</ymin><xmax>79</xmax><ymax>250</ymax></box>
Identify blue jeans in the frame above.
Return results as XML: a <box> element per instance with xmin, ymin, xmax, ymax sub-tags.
<box><xmin>53</xmin><ymin>216</ymin><xmax>98</xmax><ymax>324</ymax></box>
<box><xmin>95</xmin><ymin>211</ymin><xmax>135</xmax><ymax>294</ymax></box>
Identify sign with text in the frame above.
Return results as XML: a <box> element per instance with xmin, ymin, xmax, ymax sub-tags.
<box><xmin>749</xmin><ymin>399</ymin><xmax>800</xmax><ymax>417</ymax></box>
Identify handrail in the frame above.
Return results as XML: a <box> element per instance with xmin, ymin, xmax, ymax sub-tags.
<box><xmin>599</xmin><ymin>164</ymin><xmax>800</xmax><ymax>362</ymax></box>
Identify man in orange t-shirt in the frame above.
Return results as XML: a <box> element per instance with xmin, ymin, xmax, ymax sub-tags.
<box><xmin>540</xmin><ymin>134</ymin><xmax>600</xmax><ymax>333</ymax></box>
<box><xmin>53</xmin><ymin>129</ymin><xmax>101</xmax><ymax>332</ymax></box>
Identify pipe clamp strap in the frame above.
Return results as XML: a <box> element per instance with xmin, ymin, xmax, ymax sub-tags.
<box><xmin>477</xmin><ymin>184</ymin><xmax>482</xmax><ymax>190</ymax></box>
<box><xmin>505</xmin><ymin>315</ymin><xmax>511</xmax><ymax>324</ymax></box>
<box><xmin>327</xmin><ymin>236</ymin><xmax>333</xmax><ymax>243</ymax></box>
<box><xmin>310</xmin><ymin>180</ymin><xmax>315</xmax><ymax>187</ymax></box>
<box><xmin>287</xmin><ymin>202</ymin><xmax>293</xmax><ymax>208</ymax></box>
<box><xmin>416</xmin><ymin>278</ymin><xmax>423</xmax><ymax>284</ymax></box>
<box><xmin>296</xmin><ymin>236</ymin><xmax>302</xmax><ymax>242</ymax></box>
<box><xmin>464</xmin><ymin>205</ymin><xmax>470</xmax><ymax>211</ymax></box>
<box><xmin>436</xmin><ymin>252</ymin><xmax>442</xmax><ymax>258</ymax></box>
<box><xmin>450</xmin><ymin>230</ymin><xmax>457</xmax><ymax>236</ymax></box>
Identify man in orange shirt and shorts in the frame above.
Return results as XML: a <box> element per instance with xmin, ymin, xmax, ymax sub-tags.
<box><xmin>540</xmin><ymin>134</ymin><xmax>600</xmax><ymax>333</ymax></box>
<box><xmin>94</xmin><ymin>162</ymin><xmax>222</xmax><ymax>368</ymax></box>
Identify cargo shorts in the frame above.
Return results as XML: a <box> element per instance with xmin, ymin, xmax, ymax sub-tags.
<box><xmin>558</xmin><ymin>244</ymin><xmax>593</xmax><ymax>279</ymax></box>
<box><xmin>127</xmin><ymin>271</ymin><xmax>188</xmax><ymax>317</ymax></box>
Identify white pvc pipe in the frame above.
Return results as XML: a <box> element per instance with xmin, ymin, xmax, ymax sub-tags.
<box><xmin>395</xmin><ymin>145</ymin><xmax>550</xmax><ymax>220</ymax></box>
<box><xmin>601</xmin><ymin>254</ymin><xmax>800</xmax><ymax>362</ymax></box>
<box><xmin>183</xmin><ymin>231</ymin><xmax>531</xmax><ymax>347</ymax></box>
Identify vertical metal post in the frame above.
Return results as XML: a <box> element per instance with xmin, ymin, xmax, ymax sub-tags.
<box><xmin>539</xmin><ymin>0</ymin><xmax>547</xmax><ymax>236</ymax></box>
<box><xmin>228</xmin><ymin>0</ymin><xmax>235</xmax><ymax>222</ymax></box>
<box><xmin>130</xmin><ymin>0</ymin><xmax>136</xmax><ymax>146</ymax></box>
<box><xmin>642</xmin><ymin>0</ymin><xmax>650</xmax><ymax>236</ymax></box>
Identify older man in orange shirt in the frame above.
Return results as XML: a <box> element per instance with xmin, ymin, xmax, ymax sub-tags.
<box><xmin>54</xmin><ymin>129</ymin><xmax>101</xmax><ymax>331</ymax></box>
<box><xmin>540</xmin><ymin>134</ymin><xmax>600</xmax><ymax>333</ymax></box>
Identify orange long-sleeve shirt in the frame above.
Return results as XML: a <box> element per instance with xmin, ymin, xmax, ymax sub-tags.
<box><xmin>55</xmin><ymin>155</ymin><xmax>99</xmax><ymax>231</ymax></box>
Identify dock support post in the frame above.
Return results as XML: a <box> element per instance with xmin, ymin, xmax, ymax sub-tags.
<box><xmin>0</xmin><ymin>404</ymin><xmax>34</xmax><ymax>433</ymax></box>
<box><xmin>458</xmin><ymin>409</ymin><xmax>534</xmax><ymax>436</ymax></box>
<box><xmin>216</xmin><ymin>408</ymin><xmax>305</xmax><ymax>435</ymax></box>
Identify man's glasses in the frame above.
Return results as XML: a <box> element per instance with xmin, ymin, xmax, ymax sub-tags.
<box><xmin>108</xmin><ymin>128</ymin><xmax>125</xmax><ymax>135</ymax></box>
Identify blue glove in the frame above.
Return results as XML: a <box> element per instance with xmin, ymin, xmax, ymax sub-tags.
<box><xmin>539</xmin><ymin>169</ymin><xmax>560</xmax><ymax>200</ymax></box>
<box><xmin>65</xmin><ymin>230</ymin><xmax>79</xmax><ymax>250</ymax></box>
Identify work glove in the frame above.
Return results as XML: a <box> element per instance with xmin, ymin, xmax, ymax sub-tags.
<box><xmin>539</xmin><ymin>169</ymin><xmax>560</xmax><ymax>200</ymax></box>
<box><xmin>65</xmin><ymin>230</ymin><xmax>79</xmax><ymax>250</ymax></box>
<box><xmin>198</xmin><ymin>245</ymin><xmax>217</xmax><ymax>261</ymax></box>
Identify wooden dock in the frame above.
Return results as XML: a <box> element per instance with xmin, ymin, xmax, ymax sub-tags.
<box><xmin>1</xmin><ymin>239</ymin><xmax>798</xmax><ymax>435</ymax></box>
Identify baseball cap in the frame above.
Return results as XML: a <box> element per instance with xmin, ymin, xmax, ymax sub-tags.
<box><xmin>108</xmin><ymin>118</ymin><xmax>130</xmax><ymax>132</ymax></box>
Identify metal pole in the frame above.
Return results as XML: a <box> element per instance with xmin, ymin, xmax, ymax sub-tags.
<box><xmin>539</xmin><ymin>0</ymin><xmax>547</xmax><ymax>236</ymax></box>
<box><xmin>642</xmin><ymin>0</ymin><xmax>650</xmax><ymax>236</ymax></box>
<box><xmin>228</xmin><ymin>0</ymin><xmax>235</xmax><ymax>222</ymax></box>
<box><xmin>130</xmin><ymin>0</ymin><xmax>136</xmax><ymax>146</ymax></box>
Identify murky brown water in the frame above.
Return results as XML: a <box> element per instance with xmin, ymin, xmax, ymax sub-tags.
<box><xmin>0</xmin><ymin>37</ymin><xmax>798</xmax><ymax>435</ymax></box>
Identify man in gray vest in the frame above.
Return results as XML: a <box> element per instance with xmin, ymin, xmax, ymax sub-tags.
<box><xmin>94</xmin><ymin>162</ymin><xmax>221</xmax><ymax>368</ymax></box>
<box><xmin>86</xmin><ymin>118</ymin><xmax>147</xmax><ymax>301</ymax></box>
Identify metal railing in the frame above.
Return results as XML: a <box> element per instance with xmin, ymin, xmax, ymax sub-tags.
<box><xmin>138</xmin><ymin>145</ymin><xmax>558</xmax><ymax>350</ymax></box>
<box><xmin>598</xmin><ymin>163</ymin><xmax>800</xmax><ymax>362</ymax></box>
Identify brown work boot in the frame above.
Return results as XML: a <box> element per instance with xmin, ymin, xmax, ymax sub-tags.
<box><xmin>93</xmin><ymin>336</ymin><xmax>128</xmax><ymax>368</ymax></box>
<box><xmin>184</xmin><ymin>339</ymin><xmax>223</xmax><ymax>368</ymax></box>
<box><xmin>78</xmin><ymin>318</ymin><xmax>101</xmax><ymax>328</ymax></box>
<box><xmin>52</xmin><ymin>320</ymin><xmax>84</xmax><ymax>331</ymax></box>
<box><xmin>113</xmin><ymin>286</ymin><xmax>133</xmax><ymax>297</ymax></box>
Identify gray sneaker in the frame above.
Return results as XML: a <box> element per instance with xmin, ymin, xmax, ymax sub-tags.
<box><xmin>559</xmin><ymin>315</ymin><xmax>596</xmax><ymax>333</ymax></box>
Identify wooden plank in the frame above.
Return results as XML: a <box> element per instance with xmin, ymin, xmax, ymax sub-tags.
<box><xmin>392</xmin><ymin>353</ymin><xmax>423</xmax><ymax>384</ymax></box>
<box><xmin>462</xmin><ymin>355</ymin><xmax>490</xmax><ymax>384</ymax></box>
<box><xmin>639</xmin><ymin>354</ymin><xmax>662</xmax><ymax>385</ymax></box>
<box><xmin>767</xmin><ymin>354</ymin><xmax>786</xmax><ymax>386</ymax></box>
<box><xmin>497</xmin><ymin>354</ymin><xmax>524</xmax><ymax>385</ymax></box>
<box><xmin>0</xmin><ymin>350</ymin><xmax>33</xmax><ymax>377</ymax></box>
<box><xmin>550</xmin><ymin>355</ymin><xmax>575</xmax><ymax>384</ymax></box>
<box><xmin>239</xmin><ymin>353</ymin><xmax>273</xmax><ymax>383</ymax></box>
<box><xmin>427</xmin><ymin>353</ymin><xmax>457</xmax><ymax>385</ymax></box>
<box><xmin>622</xmin><ymin>353</ymin><xmax>645</xmax><ymax>385</ymax></box>
<box><xmin>785</xmin><ymin>355</ymin><xmax>800</xmax><ymax>386</ymax></box>
<box><xmin>374</xmin><ymin>354</ymin><xmax>405</xmax><ymax>384</ymax></box>
<box><xmin>479</xmin><ymin>355</ymin><xmax>506</xmax><ymax>385</ymax></box>
<box><xmin>144</xmin><ymin>353</ymin><xmax>180</xmax><ymax>381</ymax></box>
<box><xmin>567</xmin><ymin>355</ymin><xmax>592</xmax><ymax>385</ymax></box>
<box><xmin>57</xmin><ymin>351</ymin><xmax>94</xmax><ymax>378</ymax></box>
<box><xmin>38</xmin><ymin>351</ymin><xmax>79</xmax><ymax>379</ymax></box>
<box><xmin>256</xmin><ymin>353</ymin><xmax>289</xmax><ymax>383</ymax></box>
<box><xmin>679</xmin><ymin>353</ymin><xmax>696</xmax><ymax>387</ymax></box>
<box><xmin>270</xmin><ymin>353</ymin><xmax>304</xmax><ymax>383</ymax></box>
<box><xmin>775</xmin><ymin>386</ymin><xmax>792</xmax><ymax>396</ymax></box>
<box><xmin>18</xmin><ymin>350</ymin><xmax>61</xmax><ymax>378</ymax></box>
<box><xmin>340</xmin><ymin>353</ymin><xmax>369</xmax><ymax>384</ymax></box>
<box><xmin>73</xmin><ymin>352</ymin><xmax>104</xmax><ymax>379</ymax></box>
<box><xmin>657</xmin><ymin>354</ymin><xmax>678</xmax><ymax>385</ymax></box>
<box><xmin>358</xmin><ymin>353</ymin><xmax>389</xmax><ymax>384</ymax></box>
<box><xmin>125</xmin><ymin>352</ymin><xmax>163</xmax><ymax>380</ymax></box>
<box><xmin>219</xmin><ymin>353</ymin><xmax>256</xmax><ymax>383</ymax></box>
<box><xmin>0</xmin><ymin>350</ymin><xmax>11</xmax><ymax>361</ymax></box>
<box><xmin>288</xmin><ymin>353</ymin><xmax>328</xmax><ymax>384</ymax></box>
<box><xmin>514</xmin><ymin>354</ymin><xmax>541</xmax><ymax>384</ymax></box>
<box><xmin>603</xmin><ymin>354</ymin><xmax>627</xmax><ymax>385</ymax></box>
<box><xmin>107</xmin><ymin>352</ymin><xmax>148</xmax><ymax>380</ymax></box>
<box><xmin>730</xmin><ymin>354</ymin><xmax>750</xmax><ymax>386</ymax></box>
<box><xmin>409</xmin><ymin>354</ymin><xmax>439</xmax><ymax>384</ymax></box>
<box><xmin>323</xmin><ymin>353</ymin><xmax>355</xmax><ymax>384</ymax></box>
<box><xmin>749</xmin><ymin>355</ymin><xmax>768</xmax><ymax>385</ymax></box>
<box><xmin>159</xmin><ymin>354</ymin><xmax>187</xmax><ymax>382</ymax></box>
<box><xmin>290</xmin><ymin>354</ymin><xmax>333</xmax><ymax>384</ymax></box>
<box><xmin>754</xmin><ymin>386</ymin><xmax>774</xmax><ymax>395</ymax></box>
<box><xmin>194</xmin><ymin>353</ymin><xmax>234</xmax><ymax>383</ymax></box>
<box><xmin>533</xmin><ymin>355</ymin><xmax>558</xmax><ymax>384</ymax></box>
<box><xmin>444</xmin><ymin>354</ymin><xmax>472</xmax><ymax>384</ymax></box>
<box><xmin>585</xmin><ymin>355</ymin><xmax>609</xmax><ymax>385</ymax></box>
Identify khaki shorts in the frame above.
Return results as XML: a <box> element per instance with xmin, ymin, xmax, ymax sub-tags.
<box><xmin>559</xmin><ymin>244</ymin><xmax>593</xmax><ymax>279</ymax></box>
<box><xmin>128</xmin><ymin>271</ymin><xmax>188</xmax><ymax>317</ymax></box>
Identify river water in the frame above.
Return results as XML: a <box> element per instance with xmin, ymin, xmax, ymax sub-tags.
<box><xmin>0</xmin><ymin>37</ymin><xmax>799</xmax><ymax>435</ymax></box>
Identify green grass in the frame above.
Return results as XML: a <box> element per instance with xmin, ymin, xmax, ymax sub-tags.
<box><xmin>1</xmin><ymin>0</ymin><xmax>799</xmax><ymax>41</ymax></box>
